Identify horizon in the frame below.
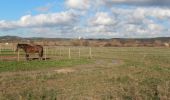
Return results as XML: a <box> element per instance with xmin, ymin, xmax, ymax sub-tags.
<box><xmin>0</xmin><ymin>0</ymin><xmax>170</xmax><ymax>38</ymax></box>
<box><xmin>1</xmin><ymin>35</ymin><xmax>170</xmax><ymax>40</ymax></box>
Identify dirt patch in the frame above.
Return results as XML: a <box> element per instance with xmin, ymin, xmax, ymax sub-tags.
<box><xmin>95</xmin><ymin>59</ymin><xmax>122</xmax><ymax>65</ymax></box>
<box><xmin>54</xmin><ymin>68</ymin><xmax>75</xmax><ymax>74</ymax></box>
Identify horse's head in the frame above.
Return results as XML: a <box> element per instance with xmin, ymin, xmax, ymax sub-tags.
<box><xmin>16</xmin><ymin>44</ymin><xmax>25</xmax><ymax>52</ymax></box>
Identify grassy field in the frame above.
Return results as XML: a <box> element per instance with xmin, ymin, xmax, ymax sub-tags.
<box><xmin>0</xmin><ymin>47</ymin><xmax>170</xmax><ymax>100</ymax></box>
<box><xmin>0</xmin><ymin>59</ymin><xmax>91</xmax><ymax>72</ymax></box>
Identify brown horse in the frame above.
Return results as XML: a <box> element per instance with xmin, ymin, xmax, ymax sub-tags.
<box><xmin>16</xmin><ymin>43</ymin><xmax>43</xmax><ymax>60</ymax></box>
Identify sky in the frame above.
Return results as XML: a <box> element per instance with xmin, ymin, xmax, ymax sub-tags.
<box><xmin>0</xmin><ymin>0</ymin><xmax>170</xmax><ymax>38</ymax></box>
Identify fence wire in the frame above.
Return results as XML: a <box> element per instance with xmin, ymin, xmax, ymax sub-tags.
<box><xmin>0</xmin><ymin>46</ymin><xmax>93</xmax><ymax>61</ymax></box>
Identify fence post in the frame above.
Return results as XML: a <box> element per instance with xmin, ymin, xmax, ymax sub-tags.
<box><xmin>0</xmin><ymin>45</ymin><xmax>1</xmax><ymax>61</ymax></box>
<box><xmin>78</xmin><ymin>48</ymin><xmax>80</xmax><ymax>59</ymax></box>
<box><xmin>69</xmin><ymin>48</ymin><xmax>71</xmax><ymax>59</ymax></box>
<box><xmin>59</xmin><ymin>48</ymin><xmax>61</xmax><ymax>58</ymax></box>
<box><xmin>13</xmin><ymin>46</ymin><xmax>15</xmax><ymax>54</ymax></box>
<box><xmin>17</xmin><ymin>49</ymin><xmax>20</xmax><ymax>61</ymax></box>
<box><xmin>141</xmin><ymin>53</ymin><xmax>146</xmax><ymax>63</ymax></box>
<box><xmin>45</xmin><ymin>47</ymin><xmax>47</xmax><ymax>61</ymax></box>
<box><xmin>55</xmin><ymin>47</ymin><xmax>57</xmax><ymax>59</ymax></box>
<box><xmin>89</xmin><ymin>47</ymin><xmax>92</xmax><ymax>59</ymax></box>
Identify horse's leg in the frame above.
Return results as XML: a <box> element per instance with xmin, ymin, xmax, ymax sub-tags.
<box><xmin>39</xmin><ymin>50</ymin><xmax>43</xmax><ymax>60</ymax></box>
<box><xmin>27</xmin><ymin>54</ymin><xmax>30</xmax><ymax>60</ymax></box>
<box><xmin>25</xmin><ymin>54</ymin><xmax>27</xmax><ymax>61</ymax></box>
<box><xmin>26</xmin><ymin>54</ymin><xmax>29</xmax><ymax>61</ymax></box>
<box><xmin>38</xmin><ymin>53</ymin><xmax>40</xmax><ymax>60</ymax></box>
<box><xmin>38</xmin><ymin>52</ymin><xmax>42</xmax><ymax>60</ymax></box>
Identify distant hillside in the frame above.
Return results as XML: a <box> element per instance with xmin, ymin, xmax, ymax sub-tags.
<box><xmin>0</xmin><ymin>36</ymin><xmax>170</xmax><ymax>47</ymax></box>
<box><xmin>0</xmin><ymin>36</ymin><xmax>23</xmax><ymax>41</ymax></box>
<box><xmin>0</xmin><ymin>36</ymin><xmax>70</xmax><ymax>42</ymax></box>
<box><xmin>112</xmin><ymin>37</ymin><xmax>170</xmax><ymax>42</ymax></box>
<box><xmin>0</xmin><ymin>36</ymin><xmax>170</xmax><ymax>41</ymax></box>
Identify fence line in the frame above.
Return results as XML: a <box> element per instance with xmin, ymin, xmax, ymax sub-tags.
<box><xmin>55</xmin><ymin>47</ymin><xmax>58</xmax><ymax>59</ymax></box>
<box><xmin>89</xmin><ymin>47</ymin><xmax>92</xmax><ymax>59</ymax></box>
<box><xmin>1</xmin><ymin>46</ymin><xmax>170</xmax><ymax>62</ymax></box>
<box><xmin>0</xmin><ymin>45</ymin><xmax>1</xmax><ymax>61</ymax></box>
<box><xmin>68</xmin><ymin>48</ymin><xmax>71</xmax><ymax>59</ymax></box>
<box><xmin>0</xmin><ymin>46</ymin><xmax>93</xmax><ymax>61</ymax></box>
<box><xmin>59</xmin><ymin>48</ymin><xmax>61</xmax><ymax>58</ymax></box>
<box><xmin>13</xmin><ymin>46</ymin><xmax>15</xmax><ymax>54</ymax></box>
<box><xmin>17</xmin><ymin>50</ymin><xmax>20</xmax><ymax>61</ymax></box>
<box><xmin>44</xmin><ymin>47</ymin><xmax>47</xmax><ymax>61</ymax></box>
<box><xmin>79</xmin><ymin>48</ymin><xmax>80</xmax><ymax>59</ymax></box>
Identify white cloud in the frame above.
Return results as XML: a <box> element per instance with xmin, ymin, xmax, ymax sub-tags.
<box><xmin>1</xmin><ymin>0</ymin><xmax>170</xmax><ymax>38</ymax></box>
<box><xmin>19</xmin><ymin>12</ymin><xmax>75</xmax><ymax>27</ymax></box>
<box><xmin>0</xmin><ymin>10</ymin><xmax>79</xmax><ymax>30</ymax></box>
<box><xmin>112</xmin><ymin>7</ymin><xmax>170</xmax><ymax>20</ymax></box>
<box><xmin>105</xmin><ymin>0</ymin><xmax>170</xmax><ymax>7</ymax></box>
<box><xmin>89</xmin><ymin>12</ymin><xmax>116</xmax><ymax>26</ymax></box>
<box><xmin>66</xmin><ymin>0</ymin><xmax>90</xmax><ymax>10</ymax></box>
<box><xmin>0</xmin><ymin>20</ymin><xmax>17</xmax><ymax>30</ymax></box>
<box><xmin>149</xmin><ymin>8</ymin><xmax>170</xmax><ymax>19</ymax></box>
<box><xmin>35</xmin><ymin>3</ymin><xmax>54</xmax><ymax>12</ymax></box>
<box><xmin>76</xmin><ymin>7</ymin><xmax>169</xmax><ymax>38</ymax></box>
<box><xmin>148</xmin><ymin>23</ymin><xmax>164</xmax><ymax>31</ymax></box>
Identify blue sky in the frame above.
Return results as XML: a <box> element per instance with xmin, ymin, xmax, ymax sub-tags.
<box><xmin>0</xmin><ymin>0</ymin><xmax>170</xmax><ymax>38</ymax></box>
<box><xmin>0</xmin><ymin>0</ymin><xmax>65</xmax><ymax>20</ymax></box>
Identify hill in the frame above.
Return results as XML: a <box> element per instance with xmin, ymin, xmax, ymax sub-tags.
<box><xmin>0</xmin><ymin>36</ymin><xmax>170</xmax><ymax>47</ymax></box>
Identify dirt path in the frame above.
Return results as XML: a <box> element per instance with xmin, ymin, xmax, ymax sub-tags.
<box><xmin>54</xmin><ymin>68</ymin><xmax>76</xmax><ymax>74</ymax></box>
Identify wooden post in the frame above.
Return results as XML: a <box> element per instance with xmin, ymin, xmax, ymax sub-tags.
<box><xmin>141</xmin><ymin>53</ymin><xmax>146</xmax><ymax>63</ymax></box>
<box><xmin>17</xmin><ymin>49</ymin><xmax>20</xmax><ymax>61</ymax></box>
<box><xmin>89</xmin><ymin>47</ymin><xmax>92</xmax><ymax>59</ymax></box>
<box><xmin>44</xmin><ymin>47</ymin><xmax>47</xmax><ymax>61</ymax></box>
<box><xmin>13</xmin><ymin>46</ymin><xmax>15</xmax><ymax>54</ymax></box>
<box><xmin>53</xmin><ymin>46</ymin><xmax>55</xmax><ymax>58</ymax></box>
<box><xmin>69</xmin><ymin>48</ymin><xmax>71</xmax><ymax>59</ymax></box>
<box><xmin>47</xmin><ymin>47</ymin><xmax>49</xmax><ymax>59</ymax></box>
<box><xmin>59</xmin><ymin>48</ymin><xmax>61</xmax><ymax>58</ymax></box>
<box><xmin>78</xmin><ymin>48</ymin><xmax>80</xmax><ymax>59</ymax></box>
<box><xmin>0</xmin><ymin>45</ymin><xmax>1</xmax><ymax>61</ymax></box>
<box><xmin>55</xmin><ymin>47</ymin><xmax>57</xmax><ymax>59</ymax></box>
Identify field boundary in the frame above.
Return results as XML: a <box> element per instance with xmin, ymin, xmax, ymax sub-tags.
<box><xmin>0</xmin><ymin>46</ymin><xmax>93</xmax><ymax>61</ymax></box>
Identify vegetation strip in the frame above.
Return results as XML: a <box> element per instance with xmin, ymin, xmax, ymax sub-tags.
<box><xmin>0</xmin><ymin>59</ymin><xmax>91</xmax><ymax>72</ymax></box>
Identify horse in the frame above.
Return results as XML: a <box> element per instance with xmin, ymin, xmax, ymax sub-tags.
<box><xmin>16</xmin><ymin>43</ymin><xmax>43</xmax><ymax>60</ymax></box>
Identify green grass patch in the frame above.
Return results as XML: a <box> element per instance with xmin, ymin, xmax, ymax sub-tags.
<box><xmin>0</xmin><ymin>59</ymin><xmax>91</xmax><ymax>72</ymax></box>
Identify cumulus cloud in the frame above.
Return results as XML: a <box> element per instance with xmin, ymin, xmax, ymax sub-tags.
<box><xmin>0</xmin><ymin>10</ymin><xmax>79</xmax><ymax>30</ymax></box>
<box><xmin>112</xmin><ymin>7</ymin><xmax>170</xmax><ymax>19</ymax></box>
<box><xmin>1</xmin><ymin>0</ymin><xmax>170</xmax><ymax>38</ymax></box>
<box><xmin>0</xmin><ymin>20</ymin><xmax>18</xmax><ymax>30</ymax></box>
<box><xmin>19</xmin><ymin>12</ymin><xmax>76</xmax><ymax>27</ymax></box>
<box><xmin>35</xmin><ymin>3</ymin><xmax>54</xmax><ymax>12</ymax></box>
<box><xmin>66</xmin><ymin>0</ymin><xmax>90</xmax><ymax>10</ymax></box>
<box><xmin>105</xmin><ymin>0</ymin><xmax>170</xmax><ymax>7</ymax></box>
<box><xmin>113</xmin><ymin>7</ymin><xmax>170</xmax><ymax>36</ymax></box>
<box><xmin>89</xmin><ymin>12</ymin><xmax>116</xmax><ymax>26</ymax></box>
<box><xmin>67</xmin><ymin>6</ymin><xmax>170</xmax><ymax>38</ymax></box>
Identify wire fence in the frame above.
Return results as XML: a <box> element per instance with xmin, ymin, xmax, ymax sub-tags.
<box><xmin>0</xmin><ymin>45</ymin><xmax>170</xmax><ymax>62</ymax></box>
<box><xmin>0</xmin><ymin>46</ymin><xmax>93</xmax><ymax>61</ymax></box>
